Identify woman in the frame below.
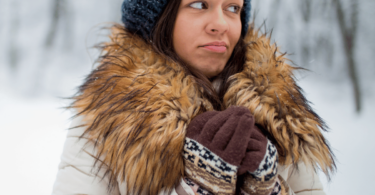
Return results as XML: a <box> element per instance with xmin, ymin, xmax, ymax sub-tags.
<box><xmin>53</xmin><ymin>0</ymin><xmax>336</xmax><ymax>194</ymax></box>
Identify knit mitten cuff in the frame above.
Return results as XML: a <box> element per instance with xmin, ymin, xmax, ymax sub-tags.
<box><xmin>249</xmin><ymin>140</ymin><xmax>278</xmax><ymax>182</ymax></box>
<box><xmin>240</xmin><ymin>174</ymin><xmax>288</xmax><ymax>195</ymax></box>
<box><xmin>183</xmin><ymin>137</ymin><xmax>238</xmax><ymax>195</ymax></box>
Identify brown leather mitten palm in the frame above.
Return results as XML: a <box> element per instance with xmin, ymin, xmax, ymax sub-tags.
<box><xmin>183</xmin><ymin>106</ymin><xmax>257</xmax><ymax>195</ymax></box>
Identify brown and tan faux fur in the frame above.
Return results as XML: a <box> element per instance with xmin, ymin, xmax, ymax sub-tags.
<box><xmin>72</xmin><ymin>24</ymin><xmax>335</xmax><ymax>194</ymax></box>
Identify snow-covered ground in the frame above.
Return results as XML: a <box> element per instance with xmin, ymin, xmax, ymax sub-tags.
<box><xmin>299</xmin><ymin>76</ymin><xmax>375</xmax><ymax>195</ymax></box>
<box><xmin>0</xmin><ymin>74</ymin><xmax>374</xmax><ymax>195</ymax></box>
<box><xmin>0</xmin><ymin>91</ymin><xmax>70</xmax><ymax>194</ymax></box>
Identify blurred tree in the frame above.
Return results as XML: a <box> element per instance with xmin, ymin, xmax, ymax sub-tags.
<box><xmin>8</xmin><ymin>0</ymin><xmax>20</xmax><ymax>71</ymax></box>
<box><xmin>299</xmin><ymin>0</ymin><xmax>312</xmax><ymax>67</ymax></box>
<box><xmin>312</xmin><ymin>1</ymin><xmax>335</xmax><ymax>69</ymax></box>
<box><xmin>300</xmin><ymin>0</ymin><xmax>312</xmax><ymax>22</ymax></box>
<box><xmin>268</xmin><ymin>0</ymin><xmax>281</xmax><ymax>28</ymax></box>
<box><xmin>45</xmin><ymin>0</ymin><xmax>72</xmax><ymax>49</ymax></box>
<box><xmin>332</xmin><ymin>0</ymin><xmax>362</xmax><ymax>112</ymax></box>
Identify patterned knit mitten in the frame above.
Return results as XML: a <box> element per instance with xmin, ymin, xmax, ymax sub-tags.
<box><xmin>183</xmin><ymin>106</ymin><xmax>257</xmax><ymax>195</ymax></box>
<box><xmin>239</xmin><ymin>175</ymin><xmax>289</xmax><ymax>195</ymax></box>
<box><xmin>239</xmin><ymin>125</ymin><xmax>279</xmax><ymax>195</ymax></box>
<box><xmin>240</xmin><ymin>124</ymin><xmax>278</xmax><ymax>178</ymax></box>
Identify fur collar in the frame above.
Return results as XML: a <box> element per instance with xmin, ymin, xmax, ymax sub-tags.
<box><xmin>73</xmin><ymin>24</ymin><xmax>335</xmax><ymax>194</ymax></box>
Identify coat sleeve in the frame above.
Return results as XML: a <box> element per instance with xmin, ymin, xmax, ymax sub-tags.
<box><xmin>52</xmin><ymin>116</ymin><xmax>195</xmax><ymax>195</ymax></box>
<box><xmin>278</xmin><ymin>162</ymin><xmax>326</xmax><ymax>195</ymax></box>
<box><xmin>52</xmin><ymin>116</ymin><xmax>121</xmax><ymax>195</ymax></box>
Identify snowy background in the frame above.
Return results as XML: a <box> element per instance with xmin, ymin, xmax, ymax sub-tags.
<box><xmin>0</xmin><ymin>0</ymin><xmax>374</xmax><ymax>194</ymax></box>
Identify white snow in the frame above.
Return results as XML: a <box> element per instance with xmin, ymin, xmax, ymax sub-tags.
<box><xmin>0</xmin><ymin>91</ymin><xmax>69</xmax><ymax>194</ymax></box>
<box><xmin>299</xmin><ymin>76</ymin><xmax>375</xmax><ymax>194</ymax></box>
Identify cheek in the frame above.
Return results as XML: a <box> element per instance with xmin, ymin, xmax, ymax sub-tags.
<box><xmin>229</xmin><ymin>21</ymin><xmax>242</xmax><ymax>48</ymax></box>
<box><xmin>173</xmin><ymin>16</ymin><xmax>193</xmax><ymax>57</ymax></box>
<box><xmin>173</xmin><ymin>14</ymin><xmax>202</xmax><ymax>73</ymax></box>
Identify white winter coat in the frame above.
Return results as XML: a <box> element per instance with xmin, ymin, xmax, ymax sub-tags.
<box><xmin>52</xmin><ymin>117</ymin><xmax>326</xmax><ymax>195</ymax></box>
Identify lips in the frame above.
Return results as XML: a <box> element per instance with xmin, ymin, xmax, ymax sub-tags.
<box><xmin>201</xmin><ymin>41</ymin><xmax>228</xmax><ymax>53</ymax></box>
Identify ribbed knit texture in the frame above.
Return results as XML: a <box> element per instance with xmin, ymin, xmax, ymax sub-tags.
<box><xmin>121</xmin><ymin>0</ymin><xmax>252</xmax><ymax>41</ymax></box>
<box><xmin>121</xmin><ymin>0</ymin><xmax>169</xmax><ymax>40</ymax></box>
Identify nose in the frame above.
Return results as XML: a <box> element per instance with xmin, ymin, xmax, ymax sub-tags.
<box><xmin>206</xmin><ymin>8</ymin><xmax>229</xmax><ymax>35</ymax></box>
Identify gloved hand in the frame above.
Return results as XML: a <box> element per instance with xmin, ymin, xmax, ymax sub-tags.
<box><xmin>186</xmin><ymin>106</ymin><xmax>254</xmax><ymax>168</ymax></box>
<box><xmin>239</xmin><ymin>124</ymin><xmax>278</xmax><ymax>181</ymax></box>
<box><xmin>183</xmin><ymin>106</ymin><xmax>269</xmax><ymax>195</ymax></box>
<box><xmin>239</xmin><ymin>124</ymin><xmax>279</xmax><ymax>195</ymax></box>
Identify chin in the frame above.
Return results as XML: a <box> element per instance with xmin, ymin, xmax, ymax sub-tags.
<box><xmin>204</xmin><ymin>69</ymin><xmax>224</xmax><ymax>78</ymax></box>
<box><xmin>190</xmin><ymin>59</ymin><xmax>226</xmax><ymax>78</ymax></box>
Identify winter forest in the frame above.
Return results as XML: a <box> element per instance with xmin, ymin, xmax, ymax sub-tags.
<box><xmin>0</xmin><ymin>0</ymin><xmax>374</xmax><ymax>194</ymax></box>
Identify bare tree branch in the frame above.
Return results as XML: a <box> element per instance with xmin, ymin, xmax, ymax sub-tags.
<box><xmin>268</xmin><ymin>0</ymin><xmax>281</xmax><ymax>28</ymax></box>
<box><xmin>8</xmin><ymin>0</ymin><xmax>20</xmax><ymax>71</ymax></box>
<box><xmin>332</xmin><ymin>0</ymin><xmax>362</xmax><ymax>112</ymax></box>
<box><xmin>300</xmin><ymin>0</ymin><xmax>312</xmax><ymax>22</ymax></box>
<box><xmin>351</xmin><ymin>0</ymin><xmax>359</xmax><ymax>37</ymax></box>
<box><xmin>45</xmin><ymin>0</ymin><xmax>67</xmax><ymax>48</ymax></box>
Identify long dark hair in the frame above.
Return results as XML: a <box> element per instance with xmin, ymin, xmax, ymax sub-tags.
<box><xmin>151</xmin><ymin>0</ymin><xmax>248</xmax><ymax>110</ymax></box>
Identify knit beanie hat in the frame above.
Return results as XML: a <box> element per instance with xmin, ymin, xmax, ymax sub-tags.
<box><xmin>121</xmin><ymin>0</ymin><xmax>252</xmax><ymax>41</ymax></box>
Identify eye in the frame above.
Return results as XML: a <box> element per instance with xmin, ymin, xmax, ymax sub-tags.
<box><xmin>227</xmin><ymin>5</ymin><xmax>241</xmax><ymax>14</ymax></box>
<box><xmin>189</xmin><ymin>1</ymin><xmax>208</xmax><ymax>9</ymax></box>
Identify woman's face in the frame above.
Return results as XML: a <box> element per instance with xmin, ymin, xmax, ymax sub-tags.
<box><xmin>173</xmin><ymin>0</ymin><xmax>243</xmax><ymax>78</ymax></box>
